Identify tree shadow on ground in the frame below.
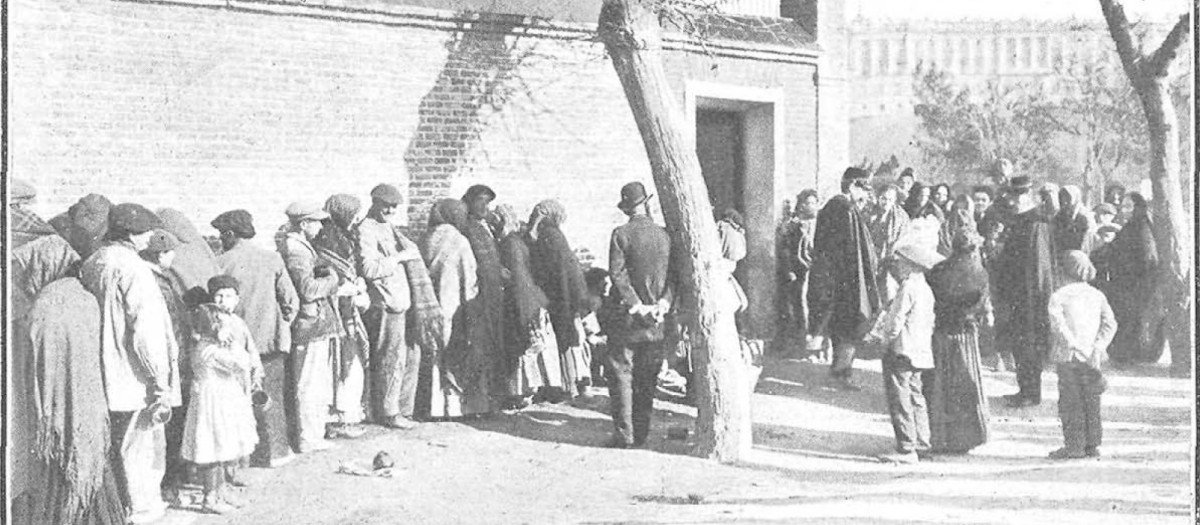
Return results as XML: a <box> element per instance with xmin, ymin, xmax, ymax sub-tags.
<box><xmin>754</xmin><ymin>357</ymin><xmax>888</xmax><ymax>416</ymax></box>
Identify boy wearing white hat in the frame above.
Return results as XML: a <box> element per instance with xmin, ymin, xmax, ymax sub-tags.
<box><xmin>865</xmin><ymin>242</ymin><xmax>943</xmax><ymax>464</ymax></box>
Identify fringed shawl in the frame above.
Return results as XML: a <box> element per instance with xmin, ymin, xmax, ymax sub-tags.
<box><xmin>422</xmin><ymin>217</ymin><xmax>478</xmax><ymax>387</ymax></box>
<box><xmin>529</xmin><ymin>218</ymin><xmax>588</xmax><ymax>350</ymax></box>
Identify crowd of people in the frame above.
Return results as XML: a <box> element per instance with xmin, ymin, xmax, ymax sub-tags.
<box><xmin>775</xmin><ymin>161</ymin><xmax>1157</xmax><ymax>463</ymax></box>
<box><xmin>9</xmin><ymin>179</ymin><xmax>682</xmax><ymax>524</ymax></box>
<box><xmin>8</xmin><ymin>159</ymin><xmax>1162</xmax><ymax>523</ymax></box>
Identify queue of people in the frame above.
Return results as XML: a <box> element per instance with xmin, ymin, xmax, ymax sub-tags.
<box><xmin>775</xmin><ymin>164</ymin><xmax>1150</xmax><ymax>463</ymax></box>
<box><xmin>9</xmin><ymin>179</ymin><xmax>681</xmax><ymax>523</ymax></box>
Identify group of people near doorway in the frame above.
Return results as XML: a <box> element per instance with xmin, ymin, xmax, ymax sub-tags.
<box><xmin>9</xmin><ymin>178</ymin><xmax>681</xmax><ymax>524</ymax></box>
<box><xmin>775</xmin><ymin>160</ymin><xmax>1159</xmax><ymax>463</ymax></box>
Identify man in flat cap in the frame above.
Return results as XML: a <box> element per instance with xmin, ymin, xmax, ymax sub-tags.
<box><xmin>213</xmin><ymin>209</ymin><xmax>299</xmax><ymax>466</ymax></box>
<box><xmin>80</xmin><ymin>203</ymin><xmax>180</xmax><ymax>524</ymax></box>
<box><xmin>357</xmin><ymin>184</ymin><xmax>428</xmax><ymax>428</ymax></box>
<box><xmin>280</xmin><ymin>201</ymin><xmax>354</xmax><ymax>451</ymax></box>
<box><xmin>605</xmin><ymin>181</ymin><xmax>675</xmax><ymax>448</ymax></box>
<box><xmin>991</xmin><ymin>175</ymin><xmax>1056</xmax><ymax>408</ymax></box>
<box><xmin>807</xmin><ymin>167</ymin><xmax>882</xmax><ymax>391</ymax></box>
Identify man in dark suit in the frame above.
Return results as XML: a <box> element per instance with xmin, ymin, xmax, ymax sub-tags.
<box><xmin>605</xmin><ymin>182</ymin><xmax>674</xmax><ymax>448</ymax></box>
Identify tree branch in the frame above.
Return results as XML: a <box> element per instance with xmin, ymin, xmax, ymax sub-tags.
<box><xmin>1144</xmin><ymin>14</ymin><xmax>1191</xmax><ymax>76</ymax></box>
<box><xmin>1097</xmin><ymin>0</ymin><xmax>1145</xmax><ymax>79</ymax></box>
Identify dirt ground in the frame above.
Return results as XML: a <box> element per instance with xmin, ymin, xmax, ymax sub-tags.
<box><xmin>153</xmin><ymin>355</ymin><xmax>1193</xmax><ymax>525</ymax></box>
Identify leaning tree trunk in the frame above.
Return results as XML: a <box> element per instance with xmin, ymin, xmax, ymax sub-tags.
<box><xmin>1098</xmin><ymin>0</ymin><xmax>1193</xmax><ymax>374</ymax></box>
<box><xmin>598</xmin><ymin>0</ymin><xmax>751</xmax><ymax>461</ymax></box>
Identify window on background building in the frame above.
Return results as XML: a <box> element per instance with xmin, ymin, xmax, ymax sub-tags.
<box><xmin>1037</xmin><ymin>36</ymin><xmax>1049</xmax><ymax>68</ymax></box>
<box><xmin>861</xmin><ymin>41</ymin><xmax>871</xmax><ymax>77</ymax></box>
<box><xmin>942</xmin><ymin>39</ymin><xmax>953</xmax><ymax>71</ymax></box>
<box><xmin>1006</xmin><ymin>37</ymin><xmax>1017</xmax><ymax>69</ymax></box>
<box><xmin>993</xmin><ymin>38</ymin><xmax>1003</xmax><ymax>71</ymax></box>
<box><xmin>959</xmin><ymin>38</ymin><xmax>970</xmax><ymax>72</ymax></box>
<box><xmin>897</xmin><ymin>40</ymin><xmax>908</xmax><ymax>75</ymax></box>
<box><xmin>879</xmin><ymin>39</ymin><xmax>890</xmax><ymax>75</ymax></box>
<box><xmin>1053</xmin><ymin>38</ymin><xmax>1064</xmax><ymax>69</ymax></box>
<box><xmin>975</xmin><ymin>39</ymin><xmax>985</xmax><ymax>74</ymax></box>
<box><xmin>1021</xmin><ymin>36</ymin><xmax>1032</xmax><ymax>69</ymax></box>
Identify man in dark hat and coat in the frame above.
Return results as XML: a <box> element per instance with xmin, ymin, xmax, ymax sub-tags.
<box><xmin>605</xmin><ymin>181</ymin><xmax>675</xmax><ymax>448</ymax></box>
<box><xmin>992</xmin><ymin>175</ymin><xmax>1056</xmax><ymax>407</ymax></box>
<box><xmin>212</xmin><ymin>209</ymin><xmax>300</xmax><ymax>466</ymax></box>
<box><xmin>80</xmin><ymin>203</ymin><xmax>180</xmax><ymax>524</ymax></box>
<box><xmin>807</xmin><ymin>167</ymin><xmax>882</xmax><ymax>391</ymax></box>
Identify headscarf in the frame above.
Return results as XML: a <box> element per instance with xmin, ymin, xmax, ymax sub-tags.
<box><xmin>527</xmin><ymin>199</ymin><xmax>567</xmax><ymax>241</ymax></box>
<box><xmin>156</xmin><ymin>208</ymin><xmax>221</xmax><ymax>293</ymax></box>
<box><xmin>428</xmin><ymin>198</ymin><xmax>470</xmax><ymax>231</ymax></box>
<box><xmin>488</xmin><ymin>204</ymin><xmax>520</xmax><ymax>239</ymax></box>
<box><xmin>1059</xmin><ymin>185</ymin><xmax>1085</xmax><ymax>217</ymax></box>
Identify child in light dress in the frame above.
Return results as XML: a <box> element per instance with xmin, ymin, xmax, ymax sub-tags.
<box><xmin>182</xmin><ymin>276</ymin><xmax>262</xmax><ymax>514</ymax></box>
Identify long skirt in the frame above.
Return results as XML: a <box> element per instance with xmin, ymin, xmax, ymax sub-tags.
<box><xmin>504</xmin><ymin>310</ymin><xmax>565</xmax><ymax>396</ymax></box>
<box><xmin>561</xmin><ymin>318</ymin><xmax>592</xmax><ymax>396</ymax></box>
<box><xmin>924</xmin><ymin>325</ymin><xmax>989</xmax><ymax>453</ymax></box>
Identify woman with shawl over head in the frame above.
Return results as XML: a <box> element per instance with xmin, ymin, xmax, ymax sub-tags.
<box><xmin>156</xmin><ymin>208</ymin><xmax>222</xmax><ymax>303</ymax></box>
<box><xmin>491</xmin><ymin>204</ymin><xmax>564</xmax><ymax>406</ymax></box>
<box><xmin>1093</xmin><ymin>192</ymin><xmax>1159</xmax><ymax>365</ymax></box>
<box><xmin>938</xmin><ymin>194</ymin><xmax>978</xmax><ymax>257</ymax></box>
<box><xmin>528</xmin><ymin>200</ymin><xmax>593</xmax><ymax>399</ymax></box>
<box><xmin>925</xmin><ymin>230</ymin><xmax>992</xmax><ymax>454</ymax></box>
<box><xmin>312</xmin><ymin>195</ymin><xmax>370</xmax><ymax>436</ymax></box>
<box><xmin>1055</xmin><ymin>185</ymin><xmax>1095</xmax><ymax>253</ymax></box>
<box><xmin>420</xmin><ymin>199</ymin><xmax>487</xmax><ymax>418</ymax></box>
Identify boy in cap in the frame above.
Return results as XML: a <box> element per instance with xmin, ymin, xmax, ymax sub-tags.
<box><xmin>212</xmin><ymin>209</ymin><xmax>299</xmax><ymax>466</ymax></box>
<box><xmin>80</xmin><ymin>203</ymin><xmax>180</xmax><ymax>524</ymax></box>
<box><xmin>865</xmin><ymin>242</ymin><xmax>942</xmax><ymax>464</ymax></box>
<box><xmin>280</xmin><ymin>201</ymin><xmax>352</xmax><ymax>452</ymax></box>
<box><xmin>1047</xmin><ymin>251</ymin><xmax>1116</xmax><ymax>459</ymax></box>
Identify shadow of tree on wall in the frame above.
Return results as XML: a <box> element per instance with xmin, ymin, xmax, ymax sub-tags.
<box><xmin>401</xmin><ymin>14</ymin><xmax>544</xmax><ymax>233</ymax></box>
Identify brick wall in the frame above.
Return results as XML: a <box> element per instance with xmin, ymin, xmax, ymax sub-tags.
<box><xmin>10</xmin><ymin>0</ymin><xmax>819</xmax><ymax>270</ymax></box>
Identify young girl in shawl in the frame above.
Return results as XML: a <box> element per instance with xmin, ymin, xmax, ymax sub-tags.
<box><xmin>183</xmin><ymin>278</ymin><xmax>262</xmax><ymax>514</ymax></box>
<box><xmin>528</xmin><ymin>199</ymin><xmax>593</xmax><ymax>400</ymax></box>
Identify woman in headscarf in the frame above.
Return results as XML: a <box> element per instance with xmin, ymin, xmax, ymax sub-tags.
<box><xmin>1055</xmin><ymin>185</ymin><xmax>1095</xmax><ymax>253</ymax></box>
<box><xmin>938</xmin><ymin>194</ymin><xmax>977</xmax><ymax>257</ymax></box>
<box><xmin>157</xmin><ymin>208</ymin><xmax>221</xmax><ymax>303</ymax></box>
<box><xmin>869</xmin><ymin>185</ymin><xmax>911</xmax><ymax>302</ymax></box>
<box><xmin>903</xmin><ymin>182</ymin><xmax>944</xmax><ymax>221</ymax></box>
<box><xmin>924</xmin><ymin>230</ymin><xmax>991</xmax><ymax>454</ymax></box>
<box><xmin>312</xmin><ymin>195</ymin><xmax>370</xmax><ymax>437</ymax></box>
<box><xmin>420</xmin><ymin>199</ymin><xmax>487</xmax><ymax>417</ymax></box>
<box><xmin>528</xmin><ymin>199</ymin><xmax>592</xmax><ymax>400</ymax></box>
<box><xmin>1093</xmin><ymin>192</ymin><xmax>1159</xmax><ymax>365</ymax></box>
<box><xmin>491</xmin><ymin>204</ymin><xmax>564</xmax><ymax>407</ymax></box>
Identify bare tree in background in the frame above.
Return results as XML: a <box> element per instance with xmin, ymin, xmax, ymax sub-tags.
<box><xmin>1097</xmin><ymin>0</ymin><xmax>1192</xmax><ymax>374</ymax></box>
<box><xmin>597</xmin><ymin>0</ymin><xmax>752</xmax><ymax>462</ymax></box>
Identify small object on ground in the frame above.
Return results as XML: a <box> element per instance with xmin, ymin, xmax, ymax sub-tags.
<box><xmin>666</xmin><ymin>427</ymin><xmax>689</xmax><ymax>440</ymax></box>
<box><xmin>337</xmin><ymin>462</ymin><xmax>396</xmax><ymax>478</ymax></box>
<box><xmin>373</xmin><ymin>451</ymin><xmax>395</xmax><ymax>470</ymax></box>
<box><xmin>877</xmin><ymin>451</ymin><xmax>919</xmax><ymax>464</ymax></box>
<box><xmin>426</xmin><ymin>441</ymin><xmax>449</xmax><ymax>448</ymax></box>
<box><xmin>1085</xmin><ymin>446</ymin><xmax>1102</xmax><ymax>458</ymax></box>
<box><xmin>1048</xmin><ymin>447</ymin><xmax>1086</xmax><ymax>460</ymax></box>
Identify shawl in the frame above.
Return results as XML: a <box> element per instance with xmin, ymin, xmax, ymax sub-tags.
<box><xmin>157</xmin><ymin>208</ymin><xmax>221</xmax><ymax>294</ymax></box>
<box><xmin>939</xmin><ymin>207</ymin><xmax>977</xmax><ymax>257</ymax></box>
<box><xmin>458</xmin><ymin>214</ymin><xmax>505</xmax><ymax>354</ymax></box>
<box><xmin>1106</xmin><ymin>207</ymin><xmax>1157</xmax><ymax>282</ymax></box>
<box><xmin>499</xmin><ymin>231</ymin><xmax>549</xmax><ymax>329</ymax></box>
<box><xmin>807</xmin><ymin>194</ymin><xmax>881</xmax><ymax>340</ymax></box>
<box><xmin>869</xmin><ymin>202</ymin><xmax>910</xmax><ymax>261</ymax></box>
<box><xmin>530</xmin><ymin>208</ymin><xmax>589</xmax><ymax>350</ymax></box>
<box><xmin>19</xmin><ymin>278</ymin><xmax>112</xmax><ymax>525</ymax></box>
<box><xmin>527</xmin><ymin>199</ymin><xmax>567</xmax><ymax>242</ymax></box>
<box><xmin>397</xmin><ymin>225</ymin><xmax>445</xmax><ymax>355</ymax></box>
<box><xmin>315</xmin><ymin>194</ymin><xmax>362</xmax><ymax>269</ymax></box>
<box><xmin>421</xmin><ymin>220</ymin><xmax>478</xmax><ymax>384</ymax></box>
<box><xmin>927</xmin><ymin>250</ymin><xmax>990</xmax><ymax>332</ymax></box>
<box><xmin>488</xmin><ymin>204</ymin><xmax>520</xmax><ymax>240</ymax></box>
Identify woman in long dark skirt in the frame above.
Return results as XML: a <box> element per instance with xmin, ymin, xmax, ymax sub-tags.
<box><xmin>924</xmin><ymin>230</ymin><xmax>991</xmax><ymax>454</ymax></box>
<box><xmin>1093</xmin><ymin>192</ymin><xmax>1159</xmax><ymax>365</ymax></box>
<box><xmin>528</xmin><ymin>199</ymin><xmax>592</xmax><ymax>399</ymax></box>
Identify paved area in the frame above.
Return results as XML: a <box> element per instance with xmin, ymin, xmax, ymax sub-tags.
<box><xmin>171</xmin><ymin>357</ymin><xmax>1191</xmax><ymax>525</ymax></box>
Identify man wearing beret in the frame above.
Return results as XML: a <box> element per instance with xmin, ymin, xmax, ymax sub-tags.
<box><xmin>991</xmin><ymin>176</ymin><xmax>1056</xmax><ymax>408</ymax></box>
<box><xmin>213</xmin><ymin>209</ymin><xmax>300</xmax><ymax>466</ymax></box>
<box><xmin>80</xmin><ymin>203</ymin><xmax>180</xmax><ymax>524</ymax></box>
<box><xmin>807</xmin><ymin>167</ymin><xmax>883</xmax><ymax>391</ymax></box>
<box><xmin>356</xmin><ymin>184</ymin><xmax>426</xmax><ymax>429</ymax></box>
<box><xmin>280</xmin><ymin>202</ymin><xmax>353</xmax><ymax>452</ymax></box>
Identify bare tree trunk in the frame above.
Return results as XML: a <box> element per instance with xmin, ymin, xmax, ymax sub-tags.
<box><xmin>598</xmin><ymin>0</ymin><xmax>751</xmax><ymax>461</ymax></box>
<box><xmin>1098</xmin><ymin>0</ymin><xmax>1193</xmax><ymax>374</ymax></box>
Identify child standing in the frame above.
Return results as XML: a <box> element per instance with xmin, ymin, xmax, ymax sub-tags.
<box><xmin>182</xmin><ymin>276</ymin><xmax>262</xmax><ymax>514</ymax></box>
<box><xmin>865</xmin><ymin>242</ymin><xmax>943</xmax><ymax>464</ymax></box>
<box><xmin>1047</xmin><ymin>251</ymin><xmax>1117</xmax><ymax>459</ymax></box>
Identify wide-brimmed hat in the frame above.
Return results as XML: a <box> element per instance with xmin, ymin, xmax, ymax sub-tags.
<box><xmin>893</xmin><ymin>242</ymin><xmax>945</xmax><ymax>270</ymax></box>
<box><xmin>617</xmin><ymin>181</ymin><xmax>653</xmax><ymax>210</ymax></box>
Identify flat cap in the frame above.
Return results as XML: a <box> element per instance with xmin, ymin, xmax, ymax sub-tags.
<box><xmin>285</xmin><ymin>201</ymin><xmax>329</xmax><ymax>221</ymax></box>
<box><xmin>108</xmin><ymin>203</ymin><xmax>163</xmax><ymax>236</ymax></box>
<box><xmin>211</xmin><ymin>209</ymin><xmax>256</xmax><ymax>239</ymax></box>
<box><xmin>369</xmin><ymin>184</ymin><xmax>403</xmax><ymax>206</ymax></box>
<box><xmin>145</xmin><ymin>229</ymin><xmax>181</xmax><ymax>253</ymax></box>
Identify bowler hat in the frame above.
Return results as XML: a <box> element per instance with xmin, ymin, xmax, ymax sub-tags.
<box><xmin>108</xmin><ymin>203</ymin><xmax>163</xmax><ymax>236</ymax></box>
<box><xmin>285</xmin><ymin>201</ymin><xmax>330</xmax><ymax>222</ymax></box>
<box><xmin>145</xmin><ymin>229</ymin><xmax>181</xmax><ymax>253</ymax></box>
<box><xmin>617</xmin><ymin>181</ymin><xmax>653</xmax><ymax>210</ymax></box>
<box><xmin>893</xmin><ymin>242</ymin><xmax>944</xmax><ymax>270</ymax></box>
<box><xmin>369</xmin><ymin>184</ymin><xmax>403</xmax><ymax>206</ymax></box>
<box><xmin>211</xmin><ymin>209</ymin><xmax>256</xmax><ymax>239</ymax></box>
